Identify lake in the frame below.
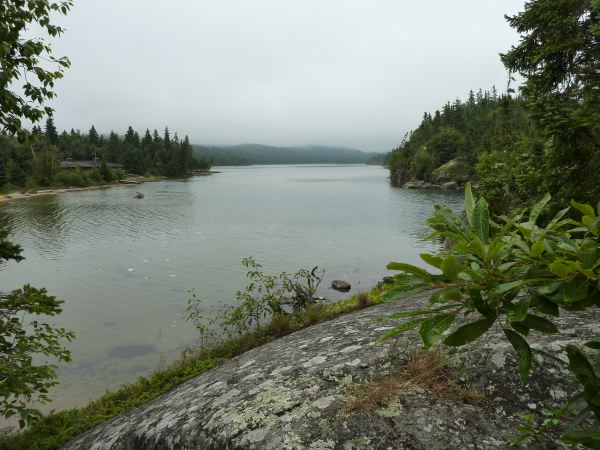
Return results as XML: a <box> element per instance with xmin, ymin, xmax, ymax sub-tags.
<box><xmin>0</xmin><ymin>164</ymin><xmax>463</xmax><ymax>411</ymax></box>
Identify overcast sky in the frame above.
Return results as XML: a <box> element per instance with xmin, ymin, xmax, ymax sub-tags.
<box><xmin>47</xmin><ymin>0</ymin><xmax>526</xmax><ymax>151</ymax></box>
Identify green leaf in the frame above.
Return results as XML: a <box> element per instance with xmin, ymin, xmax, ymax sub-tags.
<box><xmin>443</xmin><ymin>317</ymin><xmax>496</xmax><ymax>346</ymax></box>
<box><xmin>507</xmin><ymin>297</ymin><xmax>529</xmax><ymax>323</ymax></box>
<box><xmin>473</xmin><ymin>198</ymin><xmax>490</xmax><ymax>243</ymax></box>
<box><xmin>420</xmin><ymin>253</ymin><xmax>443</xmax><ymax>269</ymax></box>
<box><xmin>531</xmin><ymin>295</ymin><xmax>560</xmax><ymax>316</ymax></box>
<box><xmin>562</xmin><ymin>278</ymin><xmax>590</xmax><ymax>303</ymax></box>
<box><xmin>528</xmin><ymin>193</ymin><xmax>551</xmax><ymax>225</ymax></box>
<box><xmin>386</xmin><ymin>262</ymin><xmax>432</xmax><ymax>282</ymax></box>
<box><xmin>504</xmin><ymin>329</ymin><xmax>533</xmax><ymax>380</ymax></box>
<box><xmin>470</xmin><ymin>290</ymin><xmax>496</xmax><ymax>318</ymax></box>
<box><xmin>518</xmin><ymin>314</ymin><xmax>559</xmax><ymax>333</ymax></box>
<box><xmin>585</xmin><ymin>340</ymin><xmax>600</xmax><ymax>350</ymax></box>
<box><xmin>419</xmin><ymin>314</ymin><xmax>456</xmax><ymax>348</ymax></box>
<box><xmin>549</xmin><ymin>260</ymin><xmax>577</xmax><ymax>278</ymax></box>
<box><xmin>489</xmin><ymin>279</ymin><xmax>527</xmax><ymax>296</ymax></box>
<box><xmin>464</xmin><ymin>182</ymin><xmax>475</xmax><ymax>227</ymax></box>
<box><xmin>377</xmin><ymin>319</ymin><xmax>425</xmax><ymax>342</ymax></box>
<box><xmin>530</xmin><ymin>240</ymin><xmax>545</xmax><ymax>257</ymax></box>
<box><xmin>566</xmin><ymin>344</ymin><xmax>599</xmax><ymax>388</ymax></box>
<box><xmin>571</xmin><ymin>200</ymin><xmax>596</xmax><ymax>218</ymax></box>
<box><xmin>440</xmin><ymin>256</ymin><xmax>461</xmax><ymax>281</ymax></box>
<box><xmin>430</xmin><ymin>287</ymin><xmax>462</xmax><ymax>304</ymax></box>
<box><xmin>511</xmin><ymin>321</ymin><xmax>530</xmax><ymax>335</ymax></box>
<box><xmin>547</xmin><ymin>206</ymin><xmax>571</xmax><ymax>230</ymax></box>
<box><xmin>384</xmin><ymin>305</ymin><xmax>460</xmax><ymax>320</ymax></box>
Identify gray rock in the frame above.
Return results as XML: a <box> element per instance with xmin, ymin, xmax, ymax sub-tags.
<box><xmin>331</xmin><ymin>280</ymin><xmax>351</xmax><ymax>292</ymax></box>
<box><xmin>63</xmin><ymin>291</ymin><xmax>594</xmax><ymax>449</ymax></box>
<box><xmin>402</xmin><ymin>180</ymin><xmax>424</xmax><ymax>189</ymax></box>
<box><xmin>441</xmin><ymin>181</ymin><xmax>458</xmax><ymax>189</ymax></box>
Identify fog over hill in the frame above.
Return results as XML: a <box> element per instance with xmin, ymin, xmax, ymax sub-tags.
<box><xmin>193</xmin><ymin>144</ymin><xmax>382</xmax><ymax>166</ymax></box>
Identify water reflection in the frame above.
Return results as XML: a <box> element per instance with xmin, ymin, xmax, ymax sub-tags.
<box><xmin>0</xmin><ymin>165</ymin><xmax>463</xmax><ymax>411</ymax></box>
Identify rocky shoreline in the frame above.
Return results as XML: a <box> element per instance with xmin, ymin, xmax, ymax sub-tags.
<box><xmin>62</xmin><ymin>290</ymin><xmax>591</xmax><ymax>449</ymax></box>
<box><xmin>402</xmin><ymin>180</ymin><xmax>460</xmax><ymax>190</ymax></box>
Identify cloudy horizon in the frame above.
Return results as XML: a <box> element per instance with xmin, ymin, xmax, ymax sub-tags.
<box><xmin>46</xmin><ymin>0</ymin><xmax>527</xmax><ymax>152</ymax></box>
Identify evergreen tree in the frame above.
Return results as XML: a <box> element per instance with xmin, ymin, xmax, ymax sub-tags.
<box><xmin>45</xmin><ymin>117</ymin><xmax>59</xmax><ymax>145</ymax></box>
<box><xmin>88</xmin><ymin>125</ymin><xmax>99</xmax><ymax>146</ymax></box>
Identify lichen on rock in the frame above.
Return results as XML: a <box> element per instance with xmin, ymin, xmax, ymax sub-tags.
<box><xmin>62</xmin><ymin>291</ymin><xmax>594</xmax><ymax>449</ymax></box>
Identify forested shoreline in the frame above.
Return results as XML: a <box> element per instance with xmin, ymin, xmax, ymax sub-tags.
<box><xmin>0</xmin><ymin>120</ymin><xmax>212</xmax><ymax>191</ymax></box>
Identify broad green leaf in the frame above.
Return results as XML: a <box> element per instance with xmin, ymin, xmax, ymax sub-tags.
<box><xmin>562</xmin><ymin>278</ymin><xmax>590</xmax><ymax>303</ymax></box>
<box><xmin>585</xmin><ymin>340</ymin><xmax>600</xmax><ymax>350</ymax></box>
<box><xmin>571</xmin><ymin>200</ymin><xmax>596</xmax><ymax>218</ymax></box>
<box><xmin>443</xmin><ymin>317</ymin><xmax>496</xmax><ymax>346</ymax></box>
<box><xmin>489</xmin><ymin>279</ymin><xmax>527</xmax><ymax>296</ymax></box>
<box><xmin>528</xmin><ymin>193</ymin><xmax>551</xmax><ymax>226</ymax></box>
<box><xmin>549</xmin><ymin>260</ymin><xmax>577</xmax><ymax>278</ymax></box>
<box><xmin>504</xmin><ymin>329</ymin><xmax>533</xmax><ymax>380</ymax></box>
<box><xmin>536</xmin><ymin>281</ymin><xmax>563</xmax><ymax>296</ymax></box>
<box><xmin>420</xmin><ymin>253</ymin><xmax>443</xmax><ymax>269</ymax></box>
<box><xmin>430</xmin><ymin>287</ymin><xmax>462</xmax><ymax>304</ymax></box>
<box><xmin>473</xmin><ymin>198</ymin><xmax>490</xmax><ymax>243</ymax></box>
<box><xmin>464</xmin><ymin>182</ymin><xmax>475</xmax><ymax>227</ymax></box>
<box><xmin>470</xmin><ymin>290</ymin><xmax>496</xmax><ymax>318</ymax></box>
<box><xmin>419</xmin><ymin>314</ymin><xmax>455</xmax><ymax>348</ymax></box>
<box><xmin>547</xmin><ymin>206</ymin><xmax>571</xmax><ymax>230</ymax></box>
<box><xmin>507</xmin><ymin>297</ymin><xmax>529</xmax><ymax>323</ymax></box>
<box><xmin>384</xmin><ymin>304</ymin><xmax>460</xmax><ymax>320</ymax></box>
<box><xmin>530</xmin><ymin>240</ymin><xmax>545</xmax><ymax>257</ymax></box>
<box><xmin>386</xmin><ymin>262</ymin><xmax>432</xmax><ymax>282</ymax></box>
<box><xmin>440</xmin><ymin>256</ymin><xmax>461</xmax><ymax>281</ymax></box>
<box><xmin>429</xmin><ymin>205</ymin><xmax>470</xmax><ymax>240</ymax></box>
<box><xmin>380</xmin><ymin>288</ymin><xmax>424</xmax><ymax>303</ymax></box>
<box><xmin>511</xmin><ymin>321</ymin><xmax>530</xmax><ymax>335</ymax></box>
<box><xmin>377</xmin><ymin>319</ymin><xmax>425</xmax><ymax>342</ymax></box>
<box><xmin>566</xmin><ymin>345</ymin><xmax>599</xmax><ymax>390</ymax></box>
<box><xmin>561</xmin><ymin>413</ymin><xmax>600</xmax><ymax>447</ymax></box>
<box><xmin>518</xmin><ymin>314</ymin><xmax>559</xmax><ymax>333</ymax></box>
<box><xmin>531</xmin><ymin>295</ymin><xmax>560</xmax><ymax>316</ymax></box>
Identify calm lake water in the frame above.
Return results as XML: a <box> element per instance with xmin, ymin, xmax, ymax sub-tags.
<box><xmin>0</xmin><ymin>164</ymin><xmax>462</xmax><ymax>411</ymax></box>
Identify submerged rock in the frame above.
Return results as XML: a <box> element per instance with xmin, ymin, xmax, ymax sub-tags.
<box><xmin>331</xmin><ymin>280</ymin><xmax>351</xmax><ymax>292</ymax></box>
<box><xmin>63</xmin><ymin>291</ymin><xmax>595</xmax><ymax>449</ymax></box>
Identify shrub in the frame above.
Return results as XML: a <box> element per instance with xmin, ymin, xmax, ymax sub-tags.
<box><xmin>381</xmin><ymin>183</ymin><xmax>600</xmax><ymax>447</ymax></box>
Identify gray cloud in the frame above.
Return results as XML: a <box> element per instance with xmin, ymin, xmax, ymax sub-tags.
<box><xmin>48</xmin><ymin>0</ymin><xmax>526</xmax><ymax>151</ymax></box>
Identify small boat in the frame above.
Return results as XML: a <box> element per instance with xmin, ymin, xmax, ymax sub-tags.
<box><xmin>135</xmin><ymin>192</ymin><xmax>144</xmax><ymax>199</ymax></box>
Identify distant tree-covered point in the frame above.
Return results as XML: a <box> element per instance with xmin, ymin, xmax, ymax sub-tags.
<box><xmin>193</xmin><ymin>144</ymin><xmax>381</xmax><ymax>166</ymax></box>
<box><xmin>0</xmin><ymin>122</ymin><xmax>212</xmax><ymax>191</ymax></box>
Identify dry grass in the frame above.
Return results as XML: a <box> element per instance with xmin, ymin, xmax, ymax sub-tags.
<box><xmin>346</xmin><ymin>350</ymin><xmax>484</xmax><ymax>414</ymax></box>
<box><xmin>356</xmin><ymin>292</ymin><xmax>371</xmax><ymax>308</ymax></box>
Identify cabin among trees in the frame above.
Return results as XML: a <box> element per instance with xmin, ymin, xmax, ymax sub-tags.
<box><xmin>0</xmin><ymin>120</ymin><xmax>211</xmax><ymax>189</ymax></box>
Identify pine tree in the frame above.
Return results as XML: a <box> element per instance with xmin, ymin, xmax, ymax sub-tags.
<box><xmin>44</xmin><ymin>117</ymin><xmax>58</xmax><ymax>145</ymax></box>
<box><xmin>88</xmin><ymin>125</ymin><xmax>99</xmax><ymax>146</ymax></box>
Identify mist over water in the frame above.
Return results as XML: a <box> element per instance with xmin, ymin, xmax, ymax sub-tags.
<box><xmin>0</xmin><ymin>165</ymin><xmax>462</xmax><ymax>410</ymax></box>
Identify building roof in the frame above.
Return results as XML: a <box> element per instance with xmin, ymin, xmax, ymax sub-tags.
<box><xmin>60</xmin><ymin>158</ymin><xmax>123</xmax><ymax>169</ymax></box>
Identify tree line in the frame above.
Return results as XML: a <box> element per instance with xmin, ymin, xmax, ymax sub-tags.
<box><xmin>0</xmin><ymin>119</ymin><xmax>212</xmax><ymax>190</ymax></box>
<box><xmin>389</xmin><ymin>0</ymin><xmax>600</xmax><ymax>214</ymax></box>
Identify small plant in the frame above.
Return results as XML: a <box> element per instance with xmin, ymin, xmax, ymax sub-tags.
<box><xmin>380</xmin><ymin>183</ymin><xmax>600</xmax><ymax>447</ymax></box>
<box><xmin>187</xmin><ymin>257</ymin><xmax>326</xmax><ymax>342</ymax></box>
<box><xmin>357</xmin><ymin>292</ymin><xmax>371</xmax><ymax>308</ymax></box>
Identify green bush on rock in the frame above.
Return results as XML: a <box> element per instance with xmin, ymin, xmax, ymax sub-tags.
<box><xmin>381</xmin><ymin>183</ymin><xmax>600</xmax><ymax>447</ymax></box>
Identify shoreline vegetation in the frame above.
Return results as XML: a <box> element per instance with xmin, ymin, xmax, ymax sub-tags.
<box><xmin>0</xmin><ymin>171</ymin><xmax>218</xmax><ymax>205</ymax></box>
<box><xmin>0</xmin><ymin>277</ymin><xmax>419</xmax><ymax>450</ymax></box>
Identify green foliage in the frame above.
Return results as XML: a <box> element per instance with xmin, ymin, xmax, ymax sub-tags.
<box><xmin>186</xmin><ymin>257</ymin><xmax>325</xmax><ymax>342</ymax></box>
<box><xmin>0</xmin><ymin>1</ymin><xmax>72</xmax><ymax>135</ymax></box>
<box><xmin>382</xmin><ymin>183</ymin><xmax>600</xmax><ymax>446</ymax></box>
<box><xmin>0</xmin><ymin>229</ymin><xmax>74</xmax><ymax>428</ymax></box>
<box><xmin>0</xmin><ymin>125</ymin><xmax>211</xmax><ymax>190</ymax></box>
<box><xmin>2</xmin><ymin>264</ymin><xmax>401</xmax><ymax>449</ymax></box>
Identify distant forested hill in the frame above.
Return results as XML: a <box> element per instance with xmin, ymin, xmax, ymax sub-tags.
<box><xmin>193</xmin><ymin>144</ymin><xmax>380</xmax><ymax>165</ymax></box>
